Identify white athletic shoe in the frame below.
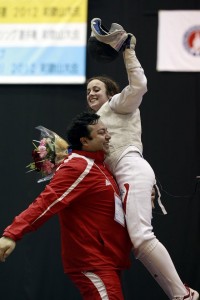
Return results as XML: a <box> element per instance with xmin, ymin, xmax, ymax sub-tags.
<box><xmin>183</xmin><ymin>286</ymin><xmax>199</xmax><ymax>300</ymax></box>
<box><xmin>173</xmin><ymin>286</ymin><xmax>199</xmax><ymax>300</ymax></box>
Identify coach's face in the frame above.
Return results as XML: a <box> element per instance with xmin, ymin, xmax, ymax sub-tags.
<box><xmin>81</xmin><ymin>120</ymin><xmax>111</xmax><ymax>154</ymax></box>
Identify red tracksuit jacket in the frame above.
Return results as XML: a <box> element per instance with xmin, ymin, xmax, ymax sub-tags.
<box><xmin>3</xmin><ymin>150</ymin><xmax>132</xmax><ymax>273</ymax></box>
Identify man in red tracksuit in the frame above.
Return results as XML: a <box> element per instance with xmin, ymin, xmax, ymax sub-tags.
<box><xmin>0</xmin><ymin>112</ymin><xmax>132</xmax><ymax>300</ymax></box>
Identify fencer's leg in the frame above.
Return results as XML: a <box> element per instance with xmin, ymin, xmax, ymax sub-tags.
<box><xmin>115</xmin><ymin>152</ymin><xmax>194</xmax><ymax>299</ymax></box>
<box><xmin>138</xmin><ymin>240</ymin><xmax>188</xmax><ymax>299</ymax></box>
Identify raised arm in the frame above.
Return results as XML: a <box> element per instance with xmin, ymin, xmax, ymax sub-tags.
<box><xmin>110</xmin><ymin>35</ymin><xmax>147</xmax><ymax>114</ymax></box>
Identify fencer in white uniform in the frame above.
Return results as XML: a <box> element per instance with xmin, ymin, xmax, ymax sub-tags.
<box><xmin>87</xmin><ymin>19</ymin><xmax>199</xmax><ymax>300</ymax></box>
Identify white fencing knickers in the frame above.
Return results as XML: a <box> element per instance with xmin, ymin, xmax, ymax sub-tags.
<box><xmin>114</xmin><ymin>150</ymin><xmax>188</xmax><ymax>299</ymax></box>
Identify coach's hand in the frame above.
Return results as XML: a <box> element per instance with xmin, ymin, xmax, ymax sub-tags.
<box><xmin>0</xmin><ymin>236</ymin><xmax>16</xmax><ymax>262</ymax></box>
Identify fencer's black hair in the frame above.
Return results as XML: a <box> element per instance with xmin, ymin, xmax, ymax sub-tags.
<box><xmin>87</xmin><ymin>75</ymin><xmax>120</xmax><ymax>97</ymax></box>
<box><xmin>66</xmin><ymin>112</ymin><xmax>100</xmax><ymax>150</ymax></box>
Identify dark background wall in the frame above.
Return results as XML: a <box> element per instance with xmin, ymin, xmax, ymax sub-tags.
<box><xmin>0</xmin><ymin>0</ymin><xmax>199</xmax><ymax>299</ymax></box>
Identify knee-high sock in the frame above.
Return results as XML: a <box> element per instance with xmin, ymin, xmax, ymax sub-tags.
<box><xmin>138</xmin><ymin>240</ymin><xmax>187</xmax><ymax>299</ymax></box>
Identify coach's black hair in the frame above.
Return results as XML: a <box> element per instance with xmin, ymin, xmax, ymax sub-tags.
<box><xmin>66</xmin><ymin>112</ymin><xmax>100</xmax><ymax>150</ymax></box>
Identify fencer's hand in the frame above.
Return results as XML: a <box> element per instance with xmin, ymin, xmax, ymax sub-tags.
<box><xmin>151</xmin><ymin>186</ymin><xmax>156</xmax><ymax>208</ymax></box>
<box><xmin>0</xmin><ymin>236</ymin><xmax>16</xmax><ymax>262</ymax></box>
<box><xmin>123</xmin><ymin>33</ymin><xmax>136</xmax><ymax>51</ymax></box>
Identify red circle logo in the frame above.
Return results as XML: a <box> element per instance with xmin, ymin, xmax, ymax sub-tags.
<box><xmin>183</xmin><ymin>26</ymin><xmax>200</xmax><ymax>56</ymax></box>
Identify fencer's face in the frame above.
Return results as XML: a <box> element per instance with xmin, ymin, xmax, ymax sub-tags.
<box><xmin>87</xmin><ymin>79</ymin><xmax>110</xmax><ymax>112</ymax></box>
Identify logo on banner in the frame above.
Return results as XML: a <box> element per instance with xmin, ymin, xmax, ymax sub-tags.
<box><xmin>183</xmin><ymin>26</ymin><xmax>200</xmax><ymax>56</ymax></box>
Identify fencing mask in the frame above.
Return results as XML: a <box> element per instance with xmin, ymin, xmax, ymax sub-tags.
<box><xmin>88</xmin><ymin>18</ymin><xmax>128</xmax><ymax>63</ymax></box>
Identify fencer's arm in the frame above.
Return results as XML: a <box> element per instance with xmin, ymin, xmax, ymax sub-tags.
<box><xmin>0</xmin><ymin>236</ymin><xmax>16</xmax><ymax>262</ymax></box>
<box><xmin>110</xmin><ymin>48</ymin><xmax>147</xmax><ymax>114</ymax></box>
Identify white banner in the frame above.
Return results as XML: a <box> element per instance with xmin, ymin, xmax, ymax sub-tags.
<box><xmin>0</xmin><ymin>0</ymin><xmax>88</xmax><ymax>84</ymax></box>
<box><xmin>157</xmin><ymin>10</ymin><xmax>200</xmax><ymax>72</ymax></box>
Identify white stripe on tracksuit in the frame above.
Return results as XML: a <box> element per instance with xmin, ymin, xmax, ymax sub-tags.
<box><xmin>31</xmin><ymin>153</ymin><xmax>94</xmax><ymax>225</ymax></box>
<box><xmin>83</xmin><ymin>272</ymin><xmax>108</xmax><ymax>300</ymax></box>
